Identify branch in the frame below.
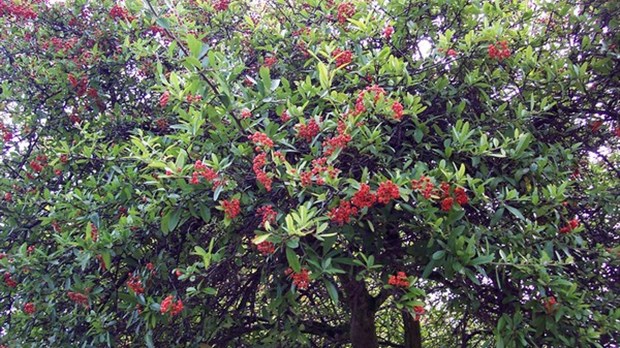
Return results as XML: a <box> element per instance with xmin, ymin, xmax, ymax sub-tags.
<box><xmin>143</xmin><ymin>0</ymin><xmax>247</xmax><ymax>136</ymax></box>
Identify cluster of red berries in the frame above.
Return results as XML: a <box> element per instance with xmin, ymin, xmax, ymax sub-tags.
<box><xmin>3</xmin><ymin>272</ymin><xmax>17</xmax><ymax>288</ymax></box>
<box><xmin>23</xmin><ymin>302</ymin><xmax>36</xmax><ymax>315</ymax></box>
<box><xmin>488</xmin><ymin>41</ymin><xmax>511</xmax><ymax>60</ymax></box>
<box><xmin>354</xmin><ymin>85</ymin><xmax>386</xmax><ymax>115</ymax></box>
<box><xmin>67</xmin><ymin>73</ymin><xmax>91</xmax><ymax>97</ymax></box>
<box><xmin>285</xmin><ymin>267</ymin><xmax>311</xmax><ymax>290</ymax></box>
<box><xmin>412</xmin><ymin>176</ymin><xmax>468</xmax><ymax>211</ymax></box>
<box><xmin>544</xmin><ymin>296</ymin><xmax>557</xmax><ymax>314</ymax></box>
<box><xmin>222</xmin><ymin>198</ymin><xmax>241</xmax><ymax>219</ymax></box>
<box><xmin>257</xmin><ymin>241</ymin><xmax>275</xmax><ymax>256</ymax></box>
<box><xmin>383</xmin><ymin>25</ymin><xmax>394</xmax><ymax>40</ymax></box>
<box><xmin>240</xmin><ymin>108</ymin><xmax>252</xmax><ymax>119</ymax></box>
<box><xmin>127</xmin><ymin>274</ymin><xmax>144</xmax><ymax>294</ymax></box>
<box><xmin>249</xmin><ymin>132</ymin><xmax>275</xmax><ymax>151</ymax></box>
<box><xmin>109</xmin><ymin>4</ymin><xmax>134</xmax><ymax>21</ymax></box>
<box><xmin>336</xmin><ymin>2</ymin><xmax>355</xmax><ymax>24</ymax></box>
<box><xmin>4</xmin><ymin>192</ymin><xmax>11</xmax><ymax>201</ymax></box>
<box><xmin>296</xmin><ymin>119</ymin><xmax>321</xmax><ymax>142</ymax></box>
<box><xmin>559</xmin><ymin>218</ymin><xmax>579</xmax><ymax>234</ymax></box>
<box><xmin>257</xmin><ymin>205</ymin><xmax>277</xmax><ymax>229</ymax></box>
<box><xmin>388</xmin><ymin>272</ymin><xmax>410</xmax><ymax>288</ymax></box>
<box><xmin>299</xmin><ymin>157</ymin><xmax>339</xmax><ymax>187</ymax></box>
<box><xmin>300</xmin><ymin>171</ymin><xmax>312</xmax><ymax>187</ymax></box>
<box><xmin>322</xmin><ymin>121</ymin><xmax>351</xmax><ymax>156</ymax></box>
<box><xmin>328</xmin><ymin>200</ymin><xmax>358</xmax><ymax>225</ymax></box>
<box><xmin>185</xmin><ymin>94</ymin><xmax>202</xmax><ymax>104</ymax></box>
<box><xmin>264</xmin><ymin>55</ymin><xmax>277</xmax><ymax>68</ymax></box>
<box><xmin>29</xmin><ymin>154</ymin><xmax>48</xmax><ymax>173</ymax></box>
<box><xmin>190</xmin><ymin>160</ymin><xmax>218</xmax><ymax>185</ymax></box>
<box><xmin>376</xmin><ymin>180</ymin><xmax>400</xmax><ymax>204</ymax></box>
<box><xmin>280</xmin><ymin>110</ymin><xmax>291</xmax><ymax>122</ymax></box>
<box><xmin>352</xmin><ymin>183</ymin><xmax>377</xmax><ymax>209</ymax></box>
<box><xmin>0</xmin><ymin>0</ymin><xmax>37</xmax><ymax>20</ymax></box>
<box><xmin>159</xmin><ymin>91</ymin><xmax>170</xmax><ymax>108</ymax></box>
<box><xmin>412</xmin><ymin>305</ymin><xmax>425</xmax><ymax>321</ymax></box>
<box><xmin>160</xmin><ymin>295</ymin><xmax>183</xmax><ymax>316</ymax></box>
<box><xmin>437</xmin><ymin>182</ymin><xmax>469</xmax><ymax>211</ymax></box>
<box><xmin>213</xmin><ymin>0</ymin><xmax>230</xmax><ymax>12</ymax></box>
<box><xmin>391</xmin><ymin>101</ymin><xmax>404</xmax><ymax>120</ymax></box>
<box><xmin>47</xmin><ymin>37</ymin><xmax>75</xmax><ymax>55</ymax></box>
<box><xmin>67</xmin><ymin>291</ymin><xmax>89</xmax><ymax>308</ymax></box>
<box><xmin>329</xmin><ymin>180</ymin><xmax>399</xmax><ymax>224</ymax></box>
<box><xmin>252</xmin><ymin>150</ymin><xmax>273</xmax><ymax>191</ymax></box>
<box><xmin>0</xmin><ymin>123</ymin><xmax>12</xmax><ymax>143</ymax></box>
<box><xmin>411</xmin><ymin>176</ymin><xmax>434</xmax><ymax>197</ymax></box>
<box><xmin>332</xmin><ymin>48</ymin><xmax>353</xmax><ymax>67</ymax></box>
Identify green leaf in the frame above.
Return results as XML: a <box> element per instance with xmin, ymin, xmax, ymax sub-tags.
<box><xmin>432</xmin><ymin>250</ymin><xmax>446</xmax><ymax>260</ymax></box>
<box><xmin>162</xmin><ymin>208</ymin><xmax>183</xmax><ymax>234</ymax></box>
<box><xmin>504</xmin><ymin>204</ymin><xmax>525</xmax><ymax>221</ymax></box>
<box><xmin>186</xmin><ymin>34</ymin><xmax>203</xmax><ymax>58</ymax></box>
<box><xmin>101</xmin><ymin>251</ymin><xmax>111</xmax><ymax>270</ymax></box>
<box><xmin>199</xmin><ymin>205</ymin><xmax>211</xmax><ymax>223</ymax></box>
<box><xmin>175</xmin><ymin>149</ymin><xmax>187</xmax><ymax>169</ymax></box>
<box><xmin>145</xmin><ymin>330</ymin><xmax>155</xmax><ymax>348</ymax></box>
<box><xmin>317</xmin><ymin>62</ymin><xmax>330</xmax><ymax>90</ymax></box>
<box><xmin>252</xmin><ymin>233</ymin><xmax>271</xmax><ymax>244</ymax></box>
<box><xmin>470</xmin><ymin>254</ymin><xmax>494</xmax><ymax>266</ymax></box>
<box><xmin>286</xmin><ymin>247</ymin><xmax>301</xmax><ymax>273</ymax></box>
<box><xmin>324</xmin><ymin>280</ymin><xmax>339</xmax><ymax>304</ymax></box>
<box><xmin>259</xmin><ymin>67</ymin><xmax>271</xmax><ymax>95</ymax></box>
<box><xmin>491</xmin><ymin>207</ymin><xmax>505</xmax><ymax>226</ymax></box>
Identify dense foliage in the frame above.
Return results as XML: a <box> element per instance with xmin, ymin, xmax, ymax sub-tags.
<box><xmin>1</xmin><ymin>0</ymin><xmax>619</xmax><ymax>347</ymax></box>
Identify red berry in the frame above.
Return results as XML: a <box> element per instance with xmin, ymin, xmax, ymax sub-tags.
<box><xmin>23</xmin><ymin>302</ymin><xmax>36</xmax><ymax>315</ymax></box>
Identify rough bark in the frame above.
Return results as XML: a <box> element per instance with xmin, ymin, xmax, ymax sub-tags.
<box><xmin>403</xmin><ymin>310</ymin><xmax>422</xmax><ymax>348</ymax></box>
<box><xmin>342</xmin><ymin>276</ymin><xmax>379</xmax><ymax>348</ymax></box>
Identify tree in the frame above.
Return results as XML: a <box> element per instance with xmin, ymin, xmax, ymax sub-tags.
<box><xmin>1</xmin><ymin>0</ymin><xmax>619</xmax><ymax>346</ymax></box>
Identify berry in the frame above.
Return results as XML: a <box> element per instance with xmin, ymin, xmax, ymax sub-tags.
<box><xmin>387</xmin><ymin>271</ymin><xmax>409</xmax><ymax>288</ymax></box>
<box><xmin>222</xmin><ymin>198</ymin><xmax>241</xmax><ymax>219</ymax></box>
<box><xmin>383</xmin><ymin>25</ymin><xmax>394</xmax><ymax>40</ymax></box>
<box><xmin>286</xmin><ymin>267</ymin><xmax>311</xmax><ymax>289</ymax></box>
<box><xmin>23</xmin><ymin>302</ymin><xmax>36</xmax><ymax>315</ymax></box>
<box><xmin>127</xmin><ymin>274</ymin><xmax>144</xmax><ymax>294</ymax></box>
<box><xmin>391</xmin><ymin>101</ymin><xmax>404</xmax><ymax>120</ymax></box>
<box><xmin>376</xmin><ymin>181</ymin><xmax>399</xmax><ymax>204</ymax></box>
<box><xmin>351</xmin><ymin>184</ymin><xmax>376</xmax><ymax>209</ymax></box>
<box><xmin>159</xmin><ymin>91</ymin><xmax>170</xmax><ymax>108</ymax></box>
<box><xmin>328</xmin><ymin>200</ymin><xmax>358</xmax><ymax>225</ymax></box>
<box><xmin>337</xmin><ymin>2</ymin><xmax>355</xmax><ymax>24</ymax></box>
<box><xmin>441</xmin><ymin>197</ymin><xmax>453</xmax><ymax>211</ymax></box>
<box><xmin>332</xmin><ymin>48</ymin><xmax>353</xmax><ymax>67</ymax></box>
<box><xmin>257</xmin><ymin>241</ymin><xmax>275</xmax><ymax>255</ymax></box>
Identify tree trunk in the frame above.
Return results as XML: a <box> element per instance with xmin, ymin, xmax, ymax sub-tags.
<box><xmin>403</xmin><ymin>310</ymin><xmax>422</xmax><ymax>348</ymax></box>
<box><xmin>342</xmin><ymin>276</ymin><xmax>379</xmax><ymax>348</ymax></box>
